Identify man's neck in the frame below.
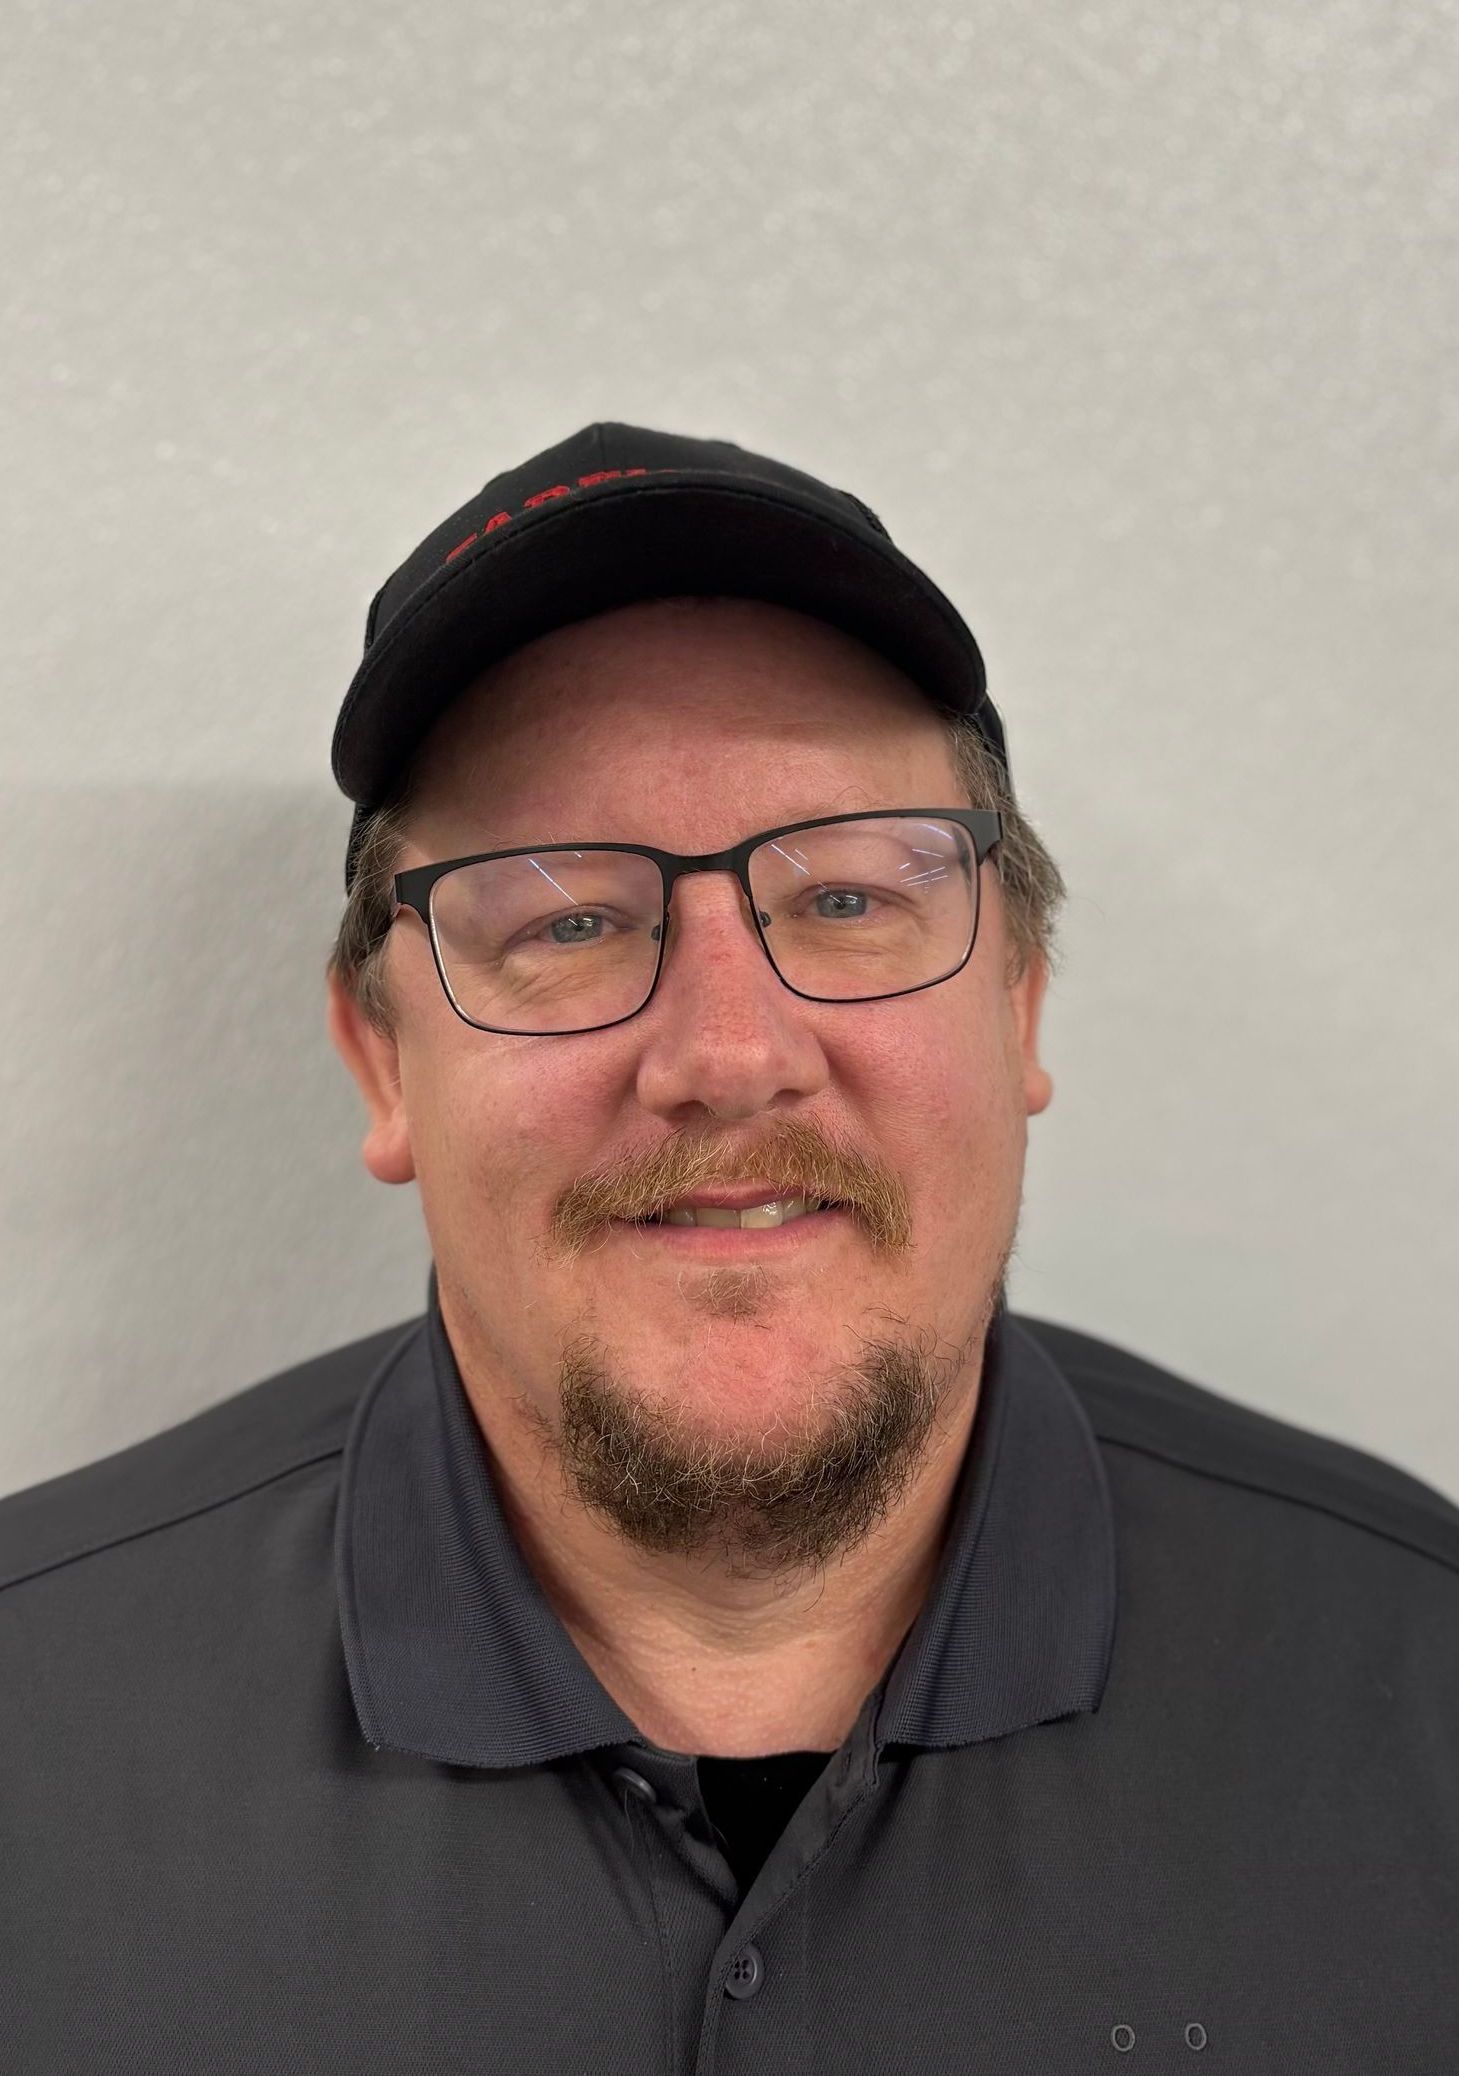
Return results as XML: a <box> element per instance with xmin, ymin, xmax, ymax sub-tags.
<box><xmin>462</xmin><ymin>1368</ymin><xmax>983</xmax><ymax>1759</ymax></box>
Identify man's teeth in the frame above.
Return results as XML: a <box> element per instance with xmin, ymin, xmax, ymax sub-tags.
<box><xmin>654</xmin><ymin>1196</ymin><xmax>830</xmax><ymax>1229</ymax></box>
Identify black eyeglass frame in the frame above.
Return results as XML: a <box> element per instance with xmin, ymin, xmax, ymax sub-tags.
<box><xmin>391</xmin><ymin>806</ymin><xmax>1004</xmax><ymax>1037</ymax></box>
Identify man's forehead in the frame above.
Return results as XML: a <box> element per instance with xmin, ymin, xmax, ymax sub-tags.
<box><xmin>453</xmin><ymin>598</ymin><xmax>944</xmax><ymax>715</ymax></box>
<box><xmin>398</xmin><ymin>603</ymin><xmax>958</xmax><ymax>851</ymax></box>
<box><xmin>407</xmin><ymin>790</ymin><xmax>938</xmax><ymax>853</ymax></box>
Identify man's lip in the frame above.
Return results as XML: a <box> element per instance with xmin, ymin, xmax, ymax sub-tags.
<box><xmin>620</xmin><ymin>1186</ymin><xmax>832</xmax><ymax>1214</ymax></box>
<box><xmin>606</xmin><ymin>1206</ymin><xmax>850</xmax><ymax>1252</ymax></box>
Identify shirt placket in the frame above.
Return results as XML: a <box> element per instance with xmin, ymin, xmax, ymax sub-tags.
<box><xmin>596</xmin><ymin>1686</ymin><xmax>883</xmax><ymax>2076</ymax></box>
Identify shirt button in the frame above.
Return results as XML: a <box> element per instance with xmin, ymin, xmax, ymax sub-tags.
<box><xmin>609</xmin><ymin>1766</ymin><xmax>658</xmax><ymax>1807</ymax></box>
<box><xmin>724</xmin><ymin>1944</ymin><xmax>765</xmax><ymax>1999</ymax></box>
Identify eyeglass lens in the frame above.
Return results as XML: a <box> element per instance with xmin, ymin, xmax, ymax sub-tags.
<box><xmin>426</xmin><ymin>816</ymin><xmax>978</xmax><ymax>1034</ymax></box>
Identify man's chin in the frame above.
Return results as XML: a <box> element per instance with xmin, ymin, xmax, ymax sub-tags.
<box><xmin>557</xmin><ymin>1333</ymin><xmax>944</xmax><ymax>1493</ymax></box>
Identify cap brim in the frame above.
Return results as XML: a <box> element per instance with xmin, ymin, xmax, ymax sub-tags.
<box><xmin>331</xmin><ymin>472</ymin><xmax>991</xmax><ymax>808</ymax></box>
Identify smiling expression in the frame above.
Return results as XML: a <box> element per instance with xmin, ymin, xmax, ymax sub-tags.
<box><xmin>328</xmin><ymin>595</ymin><xmax>1053</xmax><ymax>1571</ymax></box>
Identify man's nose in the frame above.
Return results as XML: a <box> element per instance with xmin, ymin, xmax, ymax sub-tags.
<box><xmin>630</xmin><ymin>870</ymin><xmax>830</xmax><ymax>1120</ymax></box>
<box><xmin>654</xmin><ymin>872</ymin><xmax>777</xmax><ymax>988</ymax></box>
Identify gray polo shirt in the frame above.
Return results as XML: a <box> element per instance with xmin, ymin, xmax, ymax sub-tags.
<box><xmin>3</xmin><ymin>1275</ymin><xmax>1457</xmax><ymax>2072</ymax></box>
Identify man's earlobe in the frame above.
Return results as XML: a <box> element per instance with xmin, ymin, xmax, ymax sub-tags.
<box><xmin>325</xmin><ymin>970</ymin><xmax>416</xmax><ymax>1185</ymax></box>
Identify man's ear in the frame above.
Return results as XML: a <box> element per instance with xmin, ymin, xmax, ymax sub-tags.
<box><xmin>1010</xmin><ymin>949</ymin><xmax>1054</xmax><ymax>1120</ymax></box>
<box><xmin>326</xmin><ymin>968</ymin><xmax>416</xmax><ymax>1184</ymax></box>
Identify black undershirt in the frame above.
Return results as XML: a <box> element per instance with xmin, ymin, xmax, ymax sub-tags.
<box><xmin>697</xmin><ymin>1750</ymin><xmax>836</xmax><ymax>1900</ymax></box>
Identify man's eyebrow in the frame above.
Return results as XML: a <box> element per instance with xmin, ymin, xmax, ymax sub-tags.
<box><xmin>433</xmin><ymin>806</ymin><xmax>916</xmax><ymax>862</ymax></box>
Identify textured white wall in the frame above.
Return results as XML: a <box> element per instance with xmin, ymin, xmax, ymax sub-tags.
<box><xmin>2</xmin><ymin>0</ymin><xmax>1455</xmax><ymax>1502</ymax></box>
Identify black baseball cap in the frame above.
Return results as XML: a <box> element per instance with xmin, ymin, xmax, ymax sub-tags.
<box><xmin>332</xmin><ymin>421</ymin><xmax>1008</xmax><ymax>890</ymax></box>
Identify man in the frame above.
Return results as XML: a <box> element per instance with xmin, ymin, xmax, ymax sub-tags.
<box><xmin>3</xmin><ymin>424</ymin><xmax>1457</xmax><ymax>2072</ymax></box>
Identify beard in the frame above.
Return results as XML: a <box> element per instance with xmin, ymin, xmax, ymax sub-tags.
<box><xmin>527</xmin><ymin>1245</ymin><xmax>1013</xmax><ymax>1584</ymax></box>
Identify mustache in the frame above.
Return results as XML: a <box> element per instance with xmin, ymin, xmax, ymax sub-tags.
<box><xmin>552</xmin><ymin>1115</ymin><xmax>913</xmax><ymax>1258</ymax></box>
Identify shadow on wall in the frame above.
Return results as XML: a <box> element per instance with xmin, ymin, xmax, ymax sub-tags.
<box><xmin>0</xmin><ymin>779</ymin><xmax>429</xmax><ymax>1498</ymax></box>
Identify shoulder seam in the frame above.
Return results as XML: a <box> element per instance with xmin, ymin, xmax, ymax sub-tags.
<box><xmin>0</xmin><ymin>1444</ymin><xmax>344</xmax><ymax>1598</ymax></box>
<box><xmin>1080</xmin><ymin>1393</ymin><xmax>1459</xmax><ymax>1583</ymax></box>
<box><xmin>1017</xmin><ymin>1320</ymin><xmax>1459</xmax><ymax>1571</ymax></box>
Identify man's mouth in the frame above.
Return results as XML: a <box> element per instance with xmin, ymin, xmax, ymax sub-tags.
<box><xmin>633</xmin><ymin>1195</ymin><xmax>843</xmax><ymax>1230</ymax></box>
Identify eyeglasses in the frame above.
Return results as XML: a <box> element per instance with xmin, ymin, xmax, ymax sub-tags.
<box><xmin>390</xmin><ymin>807</ymin><xmax>1002</xmax><ymax>1037</ymax></box>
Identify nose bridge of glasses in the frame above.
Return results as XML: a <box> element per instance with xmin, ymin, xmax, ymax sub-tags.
<box><xmin>660</xmin><ymin>857</ymin><xmax>766</xmax><ymax>944</ymax></box>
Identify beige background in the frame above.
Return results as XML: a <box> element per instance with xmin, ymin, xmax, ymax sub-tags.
<box><xmin>1</xmin><ymin>0</ymin><xmax>1455</xmax><ymax>1502</ymax></box>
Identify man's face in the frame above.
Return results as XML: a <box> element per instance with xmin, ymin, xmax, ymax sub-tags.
<box><xmin>329</xmin><ymin>596</ymin><xmax>1052</xmax><ymax>1580</ymax></box>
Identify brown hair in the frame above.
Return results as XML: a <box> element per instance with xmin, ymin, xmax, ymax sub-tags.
<box><xmin>326</xmin><ymin>706</ymin><xmax>1068</xmax><ymax>1039</ymax></box>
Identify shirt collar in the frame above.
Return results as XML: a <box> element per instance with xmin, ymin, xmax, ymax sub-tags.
<box><xmin>337</xmin><ymin>1268</ymin><xmax>1116</xmax><ymax>1769</ymax></box>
